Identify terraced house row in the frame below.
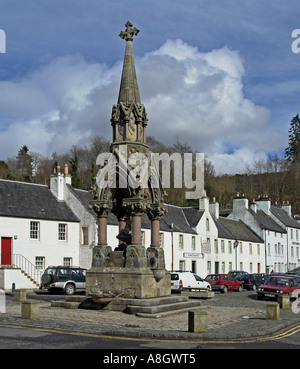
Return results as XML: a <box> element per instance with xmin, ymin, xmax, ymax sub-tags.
<box><xmin>0</xmin><ymin>165</ymin><xmax>299</xmax><ymax>290</ymax></box>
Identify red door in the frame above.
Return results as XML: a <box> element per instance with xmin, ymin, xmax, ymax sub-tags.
<box><xmin>1</xmin><ymin>237</ymin><xmax>11</xmax><ymax>265</ymax></box>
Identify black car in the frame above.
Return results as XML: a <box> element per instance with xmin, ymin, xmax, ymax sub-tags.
<box><xmin>235</xmin><ymin>273</ymin><xmax>265</xmax><ymax>290</ymax></box>
<box><xmin>228</xmin><ymin>270</ymin><xmax>248</xmax><ymax>279</ymax></box>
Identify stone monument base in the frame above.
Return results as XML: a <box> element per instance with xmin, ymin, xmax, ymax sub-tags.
<box><xmin>86</xmin><ymin>266</ymin><xmax>171</xmax><ymax>299</ymax></box>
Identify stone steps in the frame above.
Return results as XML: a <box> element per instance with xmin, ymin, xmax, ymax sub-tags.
<box><xmin>136</xmin><ymin>306</ymin><xmax>205</xmax><ymax>318</ymax></box>
<box><xmin>51</xmin><ymin>301</ymin><xmax>82</xmax><ymax>309</ymax></box>
<box><xmin>51</xmin><ymin>294</ymin><xmax>204</xmax><ymax>318</ymax></box>
<box><xmin>51</xmin><ymin>295</ymin><xmax>87</xmax><ymax>309</ymax></box>
<box><xmin>124</xmin><ymin>299</ymin><xmax>202</xmax><ymax>318</ymax></box>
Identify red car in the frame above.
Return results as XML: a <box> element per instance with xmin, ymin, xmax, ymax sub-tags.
<box><xmin>205</xmin><ymin>274</ymin><xmax>243</xmax><ymax>293</ymax></box>
<box><xmin>257</xmin><ymin>276</ymin><xmax>299</xmax><ymax>300</ymax></box>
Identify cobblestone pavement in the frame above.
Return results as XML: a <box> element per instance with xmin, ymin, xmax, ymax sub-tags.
<box><xmin>1</xmin><ymin>290</ymin><xmax>300</xmax><ymax>341</ymax></box>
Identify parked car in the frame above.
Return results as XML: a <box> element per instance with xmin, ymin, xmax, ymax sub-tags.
<box><xmin>286</xmin><ymin>274</ymin><xmax>300</xmax><ymax>286</ymax></box>
<box><xmin>41</xmin><ymin>265</ymin><xmax>87</xmax><ymax>295</ymax></box>
<box><xmin>228</xmin><ymin>270</ymin><xmax>248</xmax><ymax>279</ymax></box>
<box><xmin>252</xmin><ymin>273</ymin><xmax>267</xmax><ymax>286</ymax></box>
<box><xmin>205</xmin><ymin>274</ymin><xmax>243</xmax><ymax>293</ymax></box>
<box><xmin>257</xmin><ymin>275</ymin><xmax>299</xmax><ymax>301</ymax></box>
<box><xmin>235</xmin><ymin>273</ymin><xmax>265</xmax><ymax>290</ymax></box>
<box><xmin>170</xmin><ymin>271</ymin><xmax>211</xmax><ymax>292</ymax></box>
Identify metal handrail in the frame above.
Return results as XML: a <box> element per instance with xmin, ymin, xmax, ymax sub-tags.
<box><xmin>10</xmin><ymin>254</ymin><xmax>42</xmax><ymax>285</ymax></box>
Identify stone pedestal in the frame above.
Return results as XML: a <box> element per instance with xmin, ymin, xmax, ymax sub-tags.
<box><xmin>188</xmin><ymin>310</ymin><xmax>207</xmax><ymax>333</ymax></box>
<box><xmin>278</xmin><ymin>295</ymin><xmax>290</xmax><ymax>309</ymax></box>
<box><xmin>14</xmin><ymin>289</ymin><xmax>26</xmax><ymax>302</ymax></box>
<box><xmin>266</xmin><ymin>302</ymin><xmax>280</xmax><ymax>320</ymax></box>
<box><xmin>86</xmin><ymin>266</ymin><xmax>170</xmax><ymax>300</ymax></box>
<box><xmin>21</xmin><ymin>301</ymin><xmax>40</xmax><ymax>320</ymax></box>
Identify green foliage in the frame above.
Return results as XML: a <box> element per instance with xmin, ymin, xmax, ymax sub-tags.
<box><xmin>15</xmin><ymin>145</ymin><xmax>33</xmax><ymax>182</ymax></box>
<box><xmin>285</xmin><ymin>114</ymin><xmax>300</xmax><ymax>163</ymax></box>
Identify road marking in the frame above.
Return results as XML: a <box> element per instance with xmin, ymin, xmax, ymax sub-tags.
<box><xmin>0</xmin><ymin>326</ymin><xmax>51</xmax><ymax>338</ymax></box>
<box><xmin>256</xmin><ymin>324</ymin><xmax>300</xmax><ymax>342</ymax></box>
<box><xmin>0</xmin><ymin>323</ymin><xmax>300</xmax><ymax>344</ymax></box>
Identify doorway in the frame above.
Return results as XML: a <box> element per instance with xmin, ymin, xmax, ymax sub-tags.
<box><xmin>215</xmin><ymin>261</ymin><xmax>219</xmax><ymax>274</ymax></box>
<box><xmin>1</xmin><ymin>237</ymin><xmax>12</xmax><ymax>265</ymax></box>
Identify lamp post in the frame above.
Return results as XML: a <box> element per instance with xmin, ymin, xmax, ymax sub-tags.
<box><xmin>234</xmin><ymin>239</ymin><xmax>239</xmax><ymax>270</ymax></box>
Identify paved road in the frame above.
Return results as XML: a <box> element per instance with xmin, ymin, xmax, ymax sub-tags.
<box><xmin>1</xmin><ymin>323</ymin><xmax>300</xmax><ymax>350</ymax></box>
<box><xmin>2</xmin><ymin>288</ymin><xmax>300</xmax><ymax>354</ymax></box>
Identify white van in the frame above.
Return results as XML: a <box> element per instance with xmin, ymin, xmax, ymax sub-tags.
<box><xmin>170</xmin><ymin>271</ymin><xmax>211</xmax><ymax>292</ymax></box>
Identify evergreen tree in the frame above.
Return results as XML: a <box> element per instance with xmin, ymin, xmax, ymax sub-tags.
<box><xmin>68</xmin><ymin>147</ymin><xmax>80</xmax><ymax>188</ymax></box>
<box><xmin>285</xmin><ymin>114</ymin><xmax>300</xmax><ymax>162</ymax></box>
<box><xmin>0</xmin><ymin>160</ymin><xmax>11</xmax><ymax>179</ymax></box>
<box><xmin>16</xmin><ymin>145</ymin><xmax>33</xmax><ymax>182</ymax></box>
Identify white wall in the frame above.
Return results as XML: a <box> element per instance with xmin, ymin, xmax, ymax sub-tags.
<box><xmin>0</xmin><ymin>216</ymin><xmax>80</xmax><ymax>268</ymax></box>
<box><xmin>0</xmin><ymin>268</ymin><xmax>37</xmax><ymax>290</ymax></box>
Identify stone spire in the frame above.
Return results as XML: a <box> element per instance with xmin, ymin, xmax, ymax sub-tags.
<box><xmin>111</xmin><ymin>21</ymin><xmax>148</xmax><ymax>144</ymax></box>
<box><xmin>118</xmin><ymin>21</ymin><xmax>141</xmax><ymax>105</ymax></box>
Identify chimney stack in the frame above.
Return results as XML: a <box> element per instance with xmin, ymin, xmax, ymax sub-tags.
<box><xmin>50</xmin><ymin>163</ymin><xmax>71</xmax><ymax>200</ymax></box>
<box><xmin>209</xmin><ymin>197</ymin><xmax>219</xmax><ymax>219</ymax></box>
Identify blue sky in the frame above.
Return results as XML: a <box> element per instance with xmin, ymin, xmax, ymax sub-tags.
<box><xmin>0</xmin><ymin>0</ymin><xmax>299</xmax><ymax>174</ymax></box>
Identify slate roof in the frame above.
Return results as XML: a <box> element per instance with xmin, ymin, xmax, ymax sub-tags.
<box><xmin>182</xmin><ymin>207</ymin><xmax>205</xmax><ymax>228</ymax></box>
<box><xmin>270</xmin><ymin>206</ymin><xmax>300</xmax><ymax>229</ymax></box>
<box><xmin>161</xmin><ymin>205</ymin><xmax>197</xmax><ymax>234</ymax></box>
<box><xmin>0</xmin><ymin>180</ymin><xmax>79</xmax><ymax>222</ymax></box>
<box><xmin>72</xmin><ymin>187</ymin><xmax>119</xmax><ymax>226</ymax></box>
<box><xmin>215</xmin><ymin>217</ymin><xmax>264</xmax><ymax>243</ymax></box>
<box><xmin>249</xmin><ymin>209</ymin><xmax>286</xmax><ymax>233</ymax></box>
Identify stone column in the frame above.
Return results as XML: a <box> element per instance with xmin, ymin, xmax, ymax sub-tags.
<box><xmin>114</xmin><ymin>123</ymin><xmax>119</xmax><ymax>141</ymax></box>
<box><xmin>131</xmin><ymin>213</ymin><xmax>142</xmax><ymax>245</ymax></box>
<box><xmin>151</xmin><ymin>218</ymin><xmax>160</xmax><ymax>247</ymax></box>
<box><xmin>146</xmin><ymin>203</ymin><xmax>167</xmax><ymax>281</ymax></box>
<box><xmin>98</xmin><ymin>215</ymin><xmax>108</xmax><ymax>246</ymax></box>
<box><xmin>92</xmin><ymin>201</ymin><xmax>110</xmax><ymax>246</ymax></box>
<box><xmin>89</xmin><ymin>200</ymin><xmax>112</xmax><ymax>268</ymax></box>
<box><xmin>148</xmin><ymin>204</ymin><xmax>166</xmax><ymax>248</ymax></box>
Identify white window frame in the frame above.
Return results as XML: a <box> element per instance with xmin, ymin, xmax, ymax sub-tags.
<box><xmin>179</xmin><ymin>234</ymin><xmax>184</xmax><ymax>250</ymax></box>
<box><xmin>81</xmin><ymin>226</ymin><xmax>89</xmax><ymax>246</ymax></box>
<box><xmin>30</xmin><ymin>221</ymin><xmax>40</xmax><ymax>240</ymax></box>
<box><xmin>35</xmin><ymin>256</ymin><xmax>45</xmax><ymax>270</ymax></box>
<box><xmin>58</xmin><ymin>223</ymin><xmax>68</xmax><ymax>241</ymax></box>
<box><xmin>191</xmin><ymin>236</ymin><xmax>196</xmax><ymax>250</ymax></box>
<box><xmin>63</xmin><ymin>257</ymin><xmax>72</xmax><ymax>266</ymax></box>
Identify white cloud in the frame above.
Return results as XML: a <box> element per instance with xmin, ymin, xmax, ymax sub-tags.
<box><xmin>138</xmin><ymin>39</ymin><xmax>274</xmax><ymax>173</ymax></box>
<box><xmin>0</xmin><ymin>39</ymin><xmax>280</xmax><ymax>174</ymax></box>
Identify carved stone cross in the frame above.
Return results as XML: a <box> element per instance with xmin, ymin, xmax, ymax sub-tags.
<box><xmin>119</xmin><ymin>21</ymin><xmax>139</xmax><ymax>42</ymax></box>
